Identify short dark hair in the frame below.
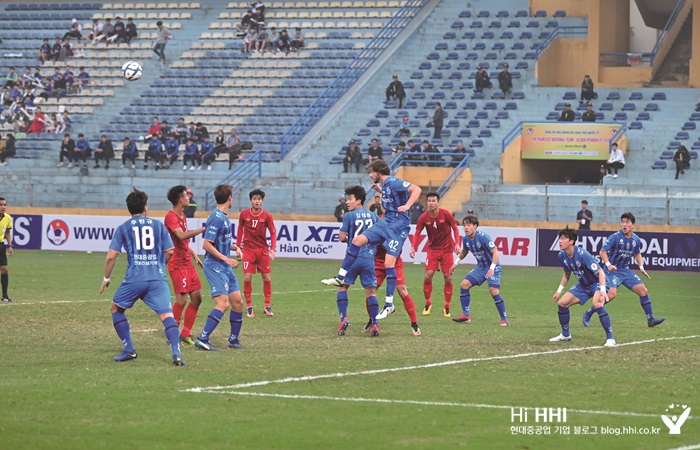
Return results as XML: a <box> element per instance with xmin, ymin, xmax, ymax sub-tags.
<box><xmin>462</xmin><ymin>215</ymin><xmax>479</xmax><ymax>226</ymax></box>
<box><xmin>214</xmin><ymin>184</ymin><xmax>233</xmax><ymax>204</ymax></box>
<box><xmin>249</xmin><ymin>189</ymin><xmax>265</xmax><ymax>200</ymax></box>
<box><xmin>426</xmin><ymin>192</ymin><xmax>440</xmax><ymax>201</ymax></box>
<box><xmin>621</xmin><ymin>212</ymin><xmax>636</xmax><ymax>224</ymax></box>
<box><xmin>167</xmin><ymin>185</ymin><xmax>187</xmax><ymax>206</ymax></box>
<box><xmin>345</xmin><ymin>185</ymin><xmax>366</xmax><ymax>204</ymax></box>
<box><xmin>126</xmin><ymin>189</ymin><xmax>148</xmax><ymax>215</ymax></box>
<box><xmin>581</xmin><ymin>200</ymin><xmax>588</xmax><ymax>205</ymax></box>
<box><xmin>0</xmin><ymin>197</ymin><xmax>6</xmax><ymax>203</ymax></box>
<box><xmin>612</xmin><ymin>142</ymin><xmax>618</xmax><ymax>147</ymax></box>
<box><xmin>367</xmin><ymin>159</ymin><xmax>390</xmax><ymax>175</ymax></box>
<box><xmin>156</xmin><ymin>20</ymin><xmax>163</xmax><ymax>26</ymax></box>
<box><xmin>558</xmin><ymin>226</ymin><xmax>577</xmax><ymax>242</ymax></box>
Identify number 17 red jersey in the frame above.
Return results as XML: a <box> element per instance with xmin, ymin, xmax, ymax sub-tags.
<box><xmin>236</xmin><ymin>209</ymin><xmax>277</xmax><ymax>250</ymax></box>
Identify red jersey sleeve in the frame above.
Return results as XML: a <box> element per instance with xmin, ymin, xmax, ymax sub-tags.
<box><xmin>412</xmin><ymin>213</ymin><xmax>426</xmax><ymax>250</ymax></box>
<box><xmin>444</xmin><ymin>209</ymin><xmax>460</xmax><ymax>247</ymax></box>
<box><xmin>266</xmin><ymin>212</ymin><xmax>276</xmax><ymax>249</ymax></box>
<box><xmin>236</xmin><ymin>210</ymin><xmax>246</xmax><ymax>248</ymax></box>
<box><xmin>164</xmin><ymin>210</ymin><xmax>179</xmax><ymax>233</ymax></box>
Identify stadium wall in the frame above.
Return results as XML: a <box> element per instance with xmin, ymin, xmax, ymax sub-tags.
<box><xmin>690</xmin><ymin>0</ymin><xmax>700</xmax><ymax>87</ymax></box>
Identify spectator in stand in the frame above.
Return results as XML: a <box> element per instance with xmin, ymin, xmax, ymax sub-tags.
<box><xmin>604</xmin><ymin>142</ymin><xmax>625</xmax><ymax>178</ymax></box>
<box><xmin>64</xmin><ymin>65</ymin><xmax>76</xmax><ymax>92</ymax></box>
<box><xmin>343</xmin><ymin>139</ymin><xmax>363</xmax><ymax>173</ymax></box>
<box><xmin>673</xmin><ymin>145</ymin><xmax>690</xmax><ymax>180</ymax></box>
<box><xmin>188</xmin><ymin>121</ymin><xmax>197</xmax><ymax>141</ymax></box>
<box><xmin>75</xmin><ymin>133</ymin><xmax>92</xmax><ymax>167</ymax></box>
<box><xmin>226</xmin><ymin>128</ymin><xmax>242</xmax><ymax>169</ymax></box>
<box><xmin>147</xmin><ymin>116</ymin><xmax>162</xmax><ymax>140</ymax></box>
<box><xmin>94</xmin><ymin>18</ymin><xmax>114</xmax><ymax>45</ymax></box>
<box><xmin>108</xmin><ymin>17</ymin><xmax>127</xmax><ymax>44</ymax></box>
<box><xmin>277</xmin><ymin>29</ymin><xmax>291</xmax><ymax>54</ymax></box>
<box><xmin>43</xmin><ymin>113</ymin><xmax>58</xmax><ymax>134</ymax></box>
<box><xmin>37</xmin><ymin>39</ymin><xmax>52</xmax><ymax>63</ymax></box>
<box><xmin>55</xmin><ymin>110</ymin><xmax>72</xmax><ymax>134</ymax></box>
<box><xmin>5</xmin><ymin>68</ymin><xmax>19</xmax><ymax>88</ymax></box>
<box><xmin>57</xmin><ymin>133</ymin><xmax>76</xmax><ymax>168</ymax></box>
<box><xmin>291</xmin><ymin>27</ymin><xmax>304</xmax><ymax>51</ymax></box>
<box><xmin>160</xmin><ymin>120</ymin><xmax>171</xmax><ymax>143</ymax></box>
<box><xmin>214</xmin><ymin>129</ymin><xmax>226</xmax><ymax>157</ymax></box>
<box><xmin>31</xmin><ymin>67</ymin><xmax>44</xmax><ymax>89</ymax></box>
<box><xmin>421</xmin><ymin>139</ymin><xmax>441</xmax><ymax>164</ymax></box>
<box><xmin>429</xmin><ymin>102</ymin><xmax>445</xmax><ymax>139</ymax></box>
<box><xmin>183</xmin><ymin>137</ymin><xmax>201</xmax><ymax>171</ymax></box>
<box><xmin>576</xmin><ymin>200</ymin><xmax>592</xmax><ymax>230</ymax></box>
<box><xmin>450</xmin><ymin>140</ymin><xmax>468</xmax><ymax>167</ymax></box>
<box><xmin>558</xmin><ymin>103</ymin><xmax>575</xmax><ymax>121</ymax></box>
<box><xmin>184</xmin><ymin>189</ymin><xmax>197</xmax><ymax>218</ymax></box>
<box><xmin>267</xmin><ymin>27</ymin><xmax>279</xmax><ymax>52</ymax></box>
<box><xmin>367</xmin><ymin>138</ymin><xmax>383</xmax><ymax>163</ymax></box>
<box><xmin>250</xmin><ymin>8</ymin><xmax>265</xmax><ymax>29</ymax></box>
<box><xmin>94</xmin><ymin>134</ymin><xmax>114</xmax><ymax>169</ymax></box>
<box><xmin>200</xmin><ymin>134</ymin><xmax>216</xmax><ymax>170</ymax></box>
<box><xmin>152</xmin><ymin>21</ymin><xmax>173</xmax><ymax>64</ymax></box>
<box><xmin>0</xmin><ymin>133</ymin><xmax>16</xmax><ymax>166</ymax></box>
<box><xmin>236</xmin><ymin>10</ymin><xmax>253</xmax><ymax>37</ymax></box>
<box><xmin>497</xmin><ymin>63</ymin><xmax>512</xmax><ymax>96</ymax></box>
<box><xmin>581</xmin><ymin>102</ymin><xmax>596</xmax><ymax>122</ymax></box>
<box><xmin>242</xmin><ymin>26</ymin><xmax>258</xmax><ymax>53</ymax></box>
<box><xmin>77</xmin><ymin>67</ymin><xmax>90</xmax><ymax>90</ymax></box>
<box><xmin>19</xmin><ymin>67</ymin><xmax>33</xmax><ymax>89</ymax></box>
<box><xmin>580</xmin><ymin>74</ymin><xmax>595</xmax><ymax>102</ymax></box>
<box><xmin>174</xmin><ymin>117</ymin><xmax>188</xmax><ymax>143</ymax></box>
<box><xmin>26</xmin><ymin>106</ymin><xmax>46</xmax><ymax>136</ymax></box>
<box><xmin>50</xmin><ymin>38</ymin><xmax>63</xmax><ymax>61</ymax></box>
<box><xmin>405</xmin><ymin>138</ymin><xmax>422</xmax><ymax>166</ymax></box>
<box><xmin>410</xmin><ymin>201</ymin><xmax>425</xmax><ymax>225</ymax></box>
<box><xmin>164</xmin><ymin>133</ymin><xmax>180</xmax><ymax>168</ymax></box>
<box><xmin>255</xmin><ymin>26</ymin><xmax>269</xmax><ymax>53</ymax></box>
<box><xmin>333</xmin><ymin>197</ymin><xmax>347</xmax><ymax>222</ymax></box>
<box><xmin>248</xmin><ymin>1</ymin><xmax>266</xmax><ymax>15</ymax></box>
<box><xmin>125</xmin><ymin>18</ymin><xmax>138</xmax><ymax>44</ymax></box>
<box><xmin>60</xmin><ymin>38</ymin><xmax>74</xmax><ymax>61</ymax></box>
<box><xmin>384</xmin><ymin>74</ymin><xmax>406</xmax><ymax>108</ymax></box>
<box><xmin>121</xmin><ymin>136</ymin><xmax>138</xmax><ymax>169</ymax></box>
<box><xmin>85</xmin><ymin>19</ymin><xmax>104</xmax><ymax>42</ymax></box>
<box><xmin>194</xmin><ymin>121</ymin><xmax>209</xmax><ymax>142</ymax></box>
<box><xmin>369</xmin><ymin>194</ymin><xmax>384</xmax><ymax>216</ymax></box>
<box><xmin>475</xmin><ymin>66</ymin><xmax>492</xmax><ymax>93</ymax></box>
<box><xmin>63</xmin><ymin>18</ymin><xmax>83</xmax><ymax>41</ymax></box>
<box><xmin>144</xmin><ymin>132</ymin><xmax>164</xmax><ymax>170</ymax></box>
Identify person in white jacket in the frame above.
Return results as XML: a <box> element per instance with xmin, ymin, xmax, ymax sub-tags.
<box><xmin>605</xmin><ymin>143</ymin><xmax>625</xmax><ymax>178</ymax></box>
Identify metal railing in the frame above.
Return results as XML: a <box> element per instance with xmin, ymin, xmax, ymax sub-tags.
<box><xmin>650</xmin><ymin>0</ymin><xmax>687</xmax><ymax>66</ymax></box>
<box><xmin>279</xmin><ymin>0</ymin><xmax>428</xmax><ymax>158</ymax></box>
<box><xmin>205</xmin><ymin>150</ymin><xmax>262</xmax><ymax>210</ymax></box>
<box><xmin>535</xmin><ymin>26</ymin><xmax>588</xmax><ymax>60</ymax></box>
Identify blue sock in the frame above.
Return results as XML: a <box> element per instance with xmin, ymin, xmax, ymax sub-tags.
<box><xmin>368</xmin><ymin>295</ymin><xmax>379</xmax><ymax>325</ymax></box>
<box><xmin>385</xmin><ymin>267</ymin><xmax>397</xmax><ymax>304</ymax></box>
<box><xmin>339</xmin><ymin>244</ymin><xmax>360</xmax><ymax>278</ymax></box>
<box><xmin>639</xmin><ymin>295</ymin><xmax>654</xmax><ymax>320</ymax></box>
<box><xmin>558</xmin><ymin>306</ymin><xmax>570</xmax><ymax>337</ymax></box>
<box><xmin>584</xmin><ymin>305</ymin><xmax>595</xmax><ymax>317</ymax></box>
<box><xmin>229</xmin><ymin>310</ymin><xmax>243</xmax><ymax>342</ymax></box>
<box><xmin>460</xmin><ymin>288</ymin><xmax>471</xmax><ymax>316</ymax></box>
<box><xmin>492</xmin><ymin>294</ymin><xmax>507</xmax><ymax>320</ymax></box>
<box><xmin>112</xmin><ymin>311</ymin><xmax>135</xmax><ymax>353</ymax></box>
<box><xmin>336</xmin><ymin>290</ymin><xmax>349</xmax><ymax>319</ymax></box>
<box><xmin>198</xmin><ymin>308</ymin><xmax>224</xmax><ymax>342</ymax></box>
<box><xmin>596</xmin><ymin>306</ymin><xmax>614</xmax><ymax>339</ymax></box>
<box><xmin>162</xmin><ymin>317</ymin><xmax>181</xmax><ymax>357</ymax></box>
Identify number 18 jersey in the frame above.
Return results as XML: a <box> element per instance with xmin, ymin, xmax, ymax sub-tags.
<box><xmin>109</xmin><ymin>216</ymin><xmax>174</xmax><ymax>281</ymax></box>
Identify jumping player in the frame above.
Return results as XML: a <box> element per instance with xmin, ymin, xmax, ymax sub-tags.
<box><xmin>237</xmin><ymin>189</ymin><xmax>277</xmax><ymax>318</ymax></box>
<box><xmin>322</xmin><ymin>160</ymin><xmax>422</xmax><ymax>320</ymax></box>
<box><xmin>409</xmin><ymin>192</ymin><xmax>461</xmax><ymax>317</ymax></box>
<box><xmin>165</xmin><ymin>185</ymin><xmax>207</xmax><ymax>345</ymax></box>
<box><xmin>449</xmin><ymin>216</ymin><xmax>509</xmax><ymax>326</ymax></box>
<box><xmin>550</xmin><ymin>226</ymin><xmax>616</xmax><ymax>347</ymax></box>
<box><xmin>582</xmin><ymin>212</ymin><xmax>665</xmax><ymax>328</ymax></box>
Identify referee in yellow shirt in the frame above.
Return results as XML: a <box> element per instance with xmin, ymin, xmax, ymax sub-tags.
<box><xmin>0</xmin><ymin>197</ymin><xmax>13</xmax><ymax>302</ymax></box>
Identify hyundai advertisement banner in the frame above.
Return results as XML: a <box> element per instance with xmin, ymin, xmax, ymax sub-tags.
<box><xmin>537</xmin><ymin>229</ymin><xmax>700</xmax><ymax>272</ymax></box>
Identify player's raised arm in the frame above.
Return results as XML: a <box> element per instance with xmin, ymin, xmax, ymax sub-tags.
<box><xmin>398</xmin><ymin>184</ymin><xmax>422</xmax><ymax>213</ymax></box>
<box><xmin>170</xmin><ymin>225</ymin><xmax>205</xmax><ymax>241</ymax></box>
<box><xmin>553</xmin><ymin>272</ymin><xmax>571</xmax><ymax>302</ymax></box>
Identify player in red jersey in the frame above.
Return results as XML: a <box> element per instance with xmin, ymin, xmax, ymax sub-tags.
<box><xmin>165</xmin><ymin>185</ymin><xmax>207</xmax><ymax>345</ymax></box>
<box><xmin>237</xmin><ymin>189</ymin><xmax>277</xmax><ymax>318</ymax></box>
<box><xmin>409</xmin><ymin>192</ymin><xmax>461</xmax><ymax>317</ymax></box>
<box><xmin>367</xmin><ymin>244</ymin><xmax>421</xmax><ymax>336</ymax></box>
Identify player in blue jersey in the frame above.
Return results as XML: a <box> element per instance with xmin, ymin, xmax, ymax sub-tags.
<box><xmin>448</xmin><ymin>215</ymin><xmax>509</xmax><ymax>326</ymax></box>
<box><xmin>99</xmin><ymin>189</ymin><xmax>185</xmax><ymax>366</ymax></box>
<box><xmin>322</xmin><ymin>159</ymin><xmax>422</xmax><ymax>320</ymax></box>
<box><xmin>334</xmin><ymin>185</ymin><xmax>382</xmax><ymax>336</ymax></box>
<box><xmin>582</xmin><ymin>212</ymin><xmax>665</xmax><ymax>328</ymax></box>
<box><xmin>550</xmin><ymin>227</ymin><xmax>616</xmax><ymax>347</ymax></box>
<box><xmin>194</xmin><ymin>184</ymin><xmax>245</xmax><ymax>351</ymax></box>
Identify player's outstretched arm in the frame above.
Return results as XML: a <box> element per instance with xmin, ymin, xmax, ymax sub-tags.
<box><xmin>189</xmin><ymin>246</ymin><xmax>203</xmax><ymax>267</ymax></box>
<box><xmin>398</xmin><ymin>184</ymin><xmax>422</xmax><ymax>213</ymax></box>
<box><xmin>635</xmin><ymin>253</ymin><xmax>650</xmax><ymax>279</ymax></box>
<box><xmin>100</xmin><ymin>250</ymin><xmax>119</xmax><ymax>294</ymax></box>
<box><xmin>486</xmin><ymin>248</ymin><xmax>499</xmax><ymax>278</ymax></box>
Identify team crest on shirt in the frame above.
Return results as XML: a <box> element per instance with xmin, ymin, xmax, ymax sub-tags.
<box><xmin>576</xmin><ymin>261</ymin><xmax>581</xmax><ymax>267</ymax></box>
<box><xmin>246</xmin><ymin>218</ymin><xmax>251</xmax><ymax>222</ymax></box>
<box><xmin>403</xmin><ymin>181</ymin><xmax>410</xmax><ymax>187</ymax></box>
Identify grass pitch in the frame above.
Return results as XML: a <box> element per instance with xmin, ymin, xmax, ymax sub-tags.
<box><xmin>0</xmin><ymin>251</ymin><xmax>698</xmax><ymax>449</ymax></box>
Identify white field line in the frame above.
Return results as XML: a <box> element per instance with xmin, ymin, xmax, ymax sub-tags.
<box><xmin>185</xmin><ymin>335</ymin><xmax>700</xmax><ymax>392</ymax></box>
<box><xmin>667</xmin><ymin>445</ymin><xmax>700</xmax><ymax>450</ymax></box>
<box><xmin>195</xmin><ymin>390</ymin><xmax>676</xmax><ymax>420</ymax></box>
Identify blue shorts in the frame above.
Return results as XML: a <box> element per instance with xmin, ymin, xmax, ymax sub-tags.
<box><xmin>203</xmin><ymin>263</ymin><xmax>240</xmax><ymax>298</ymax></box>
<box><xmin>343</xmin><ymin>256</ymin><xmax>377</xmax><ymax>289</ymax></box>
<box><xmin>605</xmin><ymin>268</ymin><xmax>643</xmax><ymax>291</ymax></box>
<box><xmin>362</xmin><ymin>219</ymin><xmax>410</xmax><ymax>258</ymax></box>
<box><xmin>113</xmin><ymin>280</ymin><xmax>173</xmax><ymax>315</ymax></box>
<box><xmin>465</xmin><ymin>265</ymin><xmax>502</xmax><ymax>289</ymax></box>
<box><xmin>568</xmin><ymin>282</ymin><xmax>606</xmax><ymax>306</ymax></box>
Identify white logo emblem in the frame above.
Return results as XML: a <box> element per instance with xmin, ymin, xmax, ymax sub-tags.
<box><xmin>661</xmin><ymin>404</ymin><xmax>691</xmax><ymax>434</ymax></box>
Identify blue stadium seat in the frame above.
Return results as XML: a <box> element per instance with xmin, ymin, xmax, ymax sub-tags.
<box><xmin>474</xmin><ymin>42</ymin><xmax>486</xmax><ymax>50</ymax></box>
<box><xmin>539</xmin><ymin>31</ymin><xmax>552</xmax><ymax>39</ymax></box>
<box><xmin>501</xmin><ymin>31</ymin><xmax>514</xmax><ymax>39</ymax></box>
<box><xmin>606</xmin><ymin>92</ymin><xmax>621</xmax><ymax>100</ymax></box>
<box><xmin>545</xmin><ymin>20</ymin><xmax>558</xmax><ymax>28</ymax></box>
<box><xmin>471</xmin><ymin>21</ymin><xmax>483</xmax><ymax>28</ymax></box>
<box><xmin>405</xmin><ymin>100</ymin><xmax>418</xmax><ymax>109</ymax></box>
<box><xmin>666</xmin><ymin>142</ymin><xmax>680</xmax><ymax>150</ymax></box>
<box><xmin>483</xmin><ymin>102</ymin><xmax>497</xmax><ymax>110</ymax></box>
<box><xmin>562</xmin><ymin>91</ymin><xmax>577</xmax><ymax>100</ymax></box>
<box><xmin>466</xmin><ymin>52</ymin><xmax>478</xmax><ymax>60</ymax></box>
<box><xmin>491</xmin><ymin>91</ymin><xmax>505</xmax><ymax>100</ymax></box>
<box><xmin>612</xmin><ymin>112</ymin><xmax>628</xmax><ymax>121</ymax></box>
<box><xmin>455</xmin><ymin>42</ymin><xmax>468</xmax><ymax>51</ymax></box>
<box><xmin>455</xmin><ymin>111</ymin><xmax>469</xmax><ymax>119</ymax></box>
<box><xmin>457</xmin><ymin>129</ymin><xmax>472</xmax><ymax>138</ymax></box>
<box><xmin>358</xmin><ymin>128</ymin><xmax>371</xmax><ymax>136</ymax></box>
<box><xmin>553</xmin><ymin>10</ymin><xmax>567</xmax><ymax>17</ymax></box>
<box><xmin>691</xmin><ymin>150</ymin><xmax>699</xmax><ymax>159</ymax></box>
<box><xmin>375</xmin><ymin>110</ymin><xmax>389</xmax><ymax>118</ymax></box>
<box><xmin>464</xmin><ymin>102</ymin><xmax>477</xmax><ymax>110</ymax></box>
<box><xmin>515</xmin><ymin>61</ymin><xmax>529</xmax><ymax>70</ymax></box>
<box><xmin>458</xmin><ymin>10</ymin><xmax>472</xmax><ymax>18</ymax></box>
<box><xmin>471</xmin><ymin>92</ymin><xmax>484</xmax><ymax>100</ymax></box>
<box><xmin>644</xmin><ymin>103</ymin><xmax>659</xmax><ymax>111</ymax></box>
<box><xmin>692</xmin><ymin>141</ymin><xmax>700</xmax><ymax>150</ymax></box>
<box><xmin>621</xmin><ymin>103</ymin><xmax>636</xmax><ymax>111</ymax></box>
<box><xmin>600</xmin><ymin>102</ymin><xmax>613</xmax><ymax>111</ymax></box>
<box><xmin>477</xmin><ymin>10</ymin><xmax>490</xmax><ymax>18</ymax></box>
<box><xmin>432</xmin><ymin>91</ymin><xmax>446</xmax><ymax>99</ymax></box>
<box><xmin>485</xmin><ymin>52</ymin><xmax>498</xmax><ymax>60</ymax></box>
<box><xmin>463</xmin><ymin>31</ymin><xmax>476</xmax><ymax>39</ymax></box>
<box><xmin>516</xmin><ymin>9</ymin><xmax>528</xmax><ymax>17</ymax></box>
<box><xmin>475</xmin><ymin>111</ymin><xmax>489</xmax><ymax>119</ymax></box>
<box><xmin>460</xmin><ymin>81</ymin><xmax>475</xmax><ymax>89</ymax></box>
<box><xmin>421</xmin><ymin>81</ymin><xmax>435</xmax><ymax>89</ymax></box>
<box><xmin>378</xmin><ymin>129</ymin><xmax>392</xmax><ymax>137</ymax></box>
<box><xmin>507</xmin><ymin>20</ymin><xmax>521</xmax><ymax>28</ymax></box>
<box><xmin>497</xmin><ymin>10</ymin><xmax>509</xmax><ymax>18</ymax></box>
<box><xmin>519</xmin><ymin>30</ymin><xmax>533</xmax><ymax>39</ymax></box>
<box><xmin>504</xmin><ymin>52</ymin><xmax>518</xmax><ymax>60</ymax></box>
<box><xmin>443</xmin><ymin>31</ymin><xmax>457</xmax><ymax>40</ymax></box>
<box><xmin>478</xmin><ymin>129</ymin><xmax>492</xmax><ymax>138</ymax></box>
<box><xmin>438</xmin><ymin>62</ymin><xmax>452</xmax><ymax>70</ymax></box>
<box><xmin>524</xmin><ymin>51</ymin><xmax>537</xmax><ymax>59</ymax></box>
<box><xmin>404</xmin><ymin>81</ymin><xmax>415</xmax><ymax>89</ymax></box>
<box><xmin>413</xmin><ymin>91</ymin><xmax>426</xmax><ymax>99</ymax></box>
<box><xmin>492</xmin><ymin>42</ymin><xmax>505</xmax><ymax>50</ymax></box>
<box><xmin>660</xmin><ymin>150</ymin><xmax>675</xmax><ymax>159</ymax></box>
<box><xmin>690</xmin><ymin>112</ymin><xmax>700</xmax><ymax>121</ymax></box>
<box><xmin>487</xmin><ymin>120</ymin><xmax>501</xmax><ymax>128</ymax></box>
<box><xmin>410</xmin><ymin>71</ymin><xmax>424</xmax><ymax>79</ymax></box>
<box><xmin>651</xmin><ymin>160</ymin><xmax>667</xmax><ymax>169</ymax></box>
<box><xmin>430</xmin><ymin>72</ymin><xmax>444</xmax><ymax>79</ymax></box>
<box><xmin>489</xmin><ymin>21</ymin><xmax>502</xmax><ymax>28</ymax></box>
<box><xmin>554</xmin><ymin>102</ymin><xmax>567</xmax><ymax>111</ymax></box>
<box><xmin>447</xmin><ymin>119</ymin><xmax>461</xmax><ymax>128</ymax></box>
<box><xmin>451</xmin><ymin>21</ymin><xmax>464</xmax><ymax>29</ymax></box>
<box><xmin>495</xmin><ymin>111</ymin><xmax>509</xmax><ymax>119</ymax></box>
<box><xmin>651</xmin><ymin>92</ymin><xmax>667</xmax><ymax>101</ymax></box>
<box><xmin>534</xmin><ymin>10</ymin><xmax>547</xmax><ymax>17</ymax></box>
<box><xmin>526</xmin><ymin>20</ymin><xmax>539</xmax><ymax>28</ymax></box>
<box><xmin>546</xmin><ymin>112</ymin><xmax>560</xmax><ymax>120</ymax></box>
<box><xmin>435</xmin><ymin>42</ymin><xmax>448</xmax><ymax>51</ymax></box>
<box><xmin>682</xmin><ymin>122</ymin><xmax>697</xmax><ymax>130</ymax></box>
<box><xmin>512</xmin><ymin>91</ymin><xmax>525</xmax><ymax>100</ymax></box>
<box><xmin>628</xmin><ymin>121</ymin><xmax>643</xmax><ymax>130</ymax></box>
<box><xmin>504</xmin><ymin>102</ymin><xmax>518</xmax><ymax>110</ymax></box>
<box><xmin>467</xmin><ymin>120</ymin><xmax>480</xmax><ymax>128</ymax></box>
<box><xmin>629</xmin><ymin>92</ymin><xmax>643</xmax><ymax>100</ymax></box>
<box><xmin>441</xmin><ymin>81</ymin><xmax>454</xmax><ymax>89</ymax></box>
<box><xmin>675</xmin><ymin>131</ymin><xmax>690</xmax><ymax>140</ymax></box>
<box><xmin>427</xmin><ymin>52</ymin><xmax>440</xmax><ymax>60</ymax></box>
<box><xmin>449</xmin><ymin>71</ymin><xmax>463</xmax><ymax>79</ymax></box>
<box><xmin>446</xmin><ymin>52</ymin><xmax>459</xmax><ymax>60</ymax></box>
<box><xmin>471</xmin><ymin>139</ymin><xmax>484</xmax><ymax>147</ymax></box>
<box><xmin>636</xmin><ymin>112</ymin><xmax>650</xmax><ymax>121</ymax></box>
<box><xmin>512</xmin><ymin>42</ymin><xmax>525</xmax><ymax>50</ymax></box>
<box><xmin>366</xmin><ymin>119</ymin><xmax>381</xmax><ymax>127</ymax></box>
<box><xmin>511</xmin><ymin>71</ymin><xmax>522</xmax><ymax>79</ymax></box>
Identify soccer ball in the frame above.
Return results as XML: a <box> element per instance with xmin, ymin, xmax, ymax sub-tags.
<box><xmin>121</xmin><ymin>61</ymin><xmax>143</xmax><ymax>81</ymax></box>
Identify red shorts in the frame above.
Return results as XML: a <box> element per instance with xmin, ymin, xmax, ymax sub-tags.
<box><xmin>425</xmin><ymin>250</ymin><xmax>454</xmax><ymax>272</ymax></box>
<box><xmin>242</xmin><ymin>247</ymin><xmax>272</xmax><ymax>274</ymax></box>
<box><xmin>168</xmin><ymin>265</ymin><xmax>202</xmax><ymax>294</ymax></box>
<box><xmin>375</xmin><ymin>258</ymin><xmax>405</xmax><ymax>287</ymax></box>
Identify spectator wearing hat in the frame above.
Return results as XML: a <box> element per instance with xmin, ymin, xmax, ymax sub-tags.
<box><xmin>385</xmin><ymin>74</ymin><xmax>406</xmax><ymax>108</ymax></box>
<box><xmin>333</xmin><ymin>196</ymin><xmax>347</xmax><ymax>222</ymax></box>
<box><xmin>63</xmin><ymin>19</ymin><xmax>83</xmax><ymax>41</ymax></box>
<box><xmin>344</xmin><ymin>139</ymin><xmax>362</xmax><ymax>173</ymax></box>
<box><xmin>582</xmin><ymin>102</ymin><xmax>596</xmax><ymax>122</ymax></box>
<box><xmin>184</xmin><ymin>189</ymin><xmax>197</xmax><ymax>218</ymax></box>
<box><xmin>466</xmin><ymin>209</ymin><xmax>475</xmax><ymax>217</ymax></box>
<box><xmin>580</xmin><ymin>75</ymin><xmax>595</xmax><ymax>102</ymax></box>
<box><xmin>558</xmin><ymin>103</ymin><xmax>575</xmax><ymax>121</ymax></box>
<box><xmin>475</xmin><ymin>66</ymin><xmax>492</xmax><ymax>93</ymax></box>
<box><xmin>497</xmin><ymin>63</ymin><xmax>512</xmax><ymax>96</ymax></box>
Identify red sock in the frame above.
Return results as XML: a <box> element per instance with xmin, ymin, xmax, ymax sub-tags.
<box><xmin>182</xmin><ymin>303</ymin><xmax>199</xmax><ymax>337</ymax></box>
<box><xmin>401</xmin><ymin>293</ymin><xmax>417</xmax><ymax>322</ymax></box>
<box><xmin>423</xmin><ymin>280</ymin><xmax>432</xmax><ymax>305</ymax></box>
<box><xmin>244</xmin><ymin>280</ymin><xmax>253</xmax><ymax>307</ymax></box>
<box><xmin>263</xmin><ymin>280</ymin><xmax>272</xmax><ymax>307</ymax></box>
<box><xmin>172</xmin><ymin>302</ymin><xmax>184</xmax><ymax>325</ymax></box>
<box><xmin>444</xmin><ymin>282</ymin><xmax>453</xmax><ymax>309</ymax></box>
